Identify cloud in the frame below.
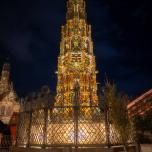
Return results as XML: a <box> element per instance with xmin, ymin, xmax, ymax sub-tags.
<box><xmin>2</xmin><ymin>31</ymin><xmax>33</xmax><ymax>63</ymax></box>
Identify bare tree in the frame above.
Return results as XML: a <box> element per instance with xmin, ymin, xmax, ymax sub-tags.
<box><xmin>104</xmin><ymin>81</ymin><xmax>132</xmax><ymax>152</ymax></box>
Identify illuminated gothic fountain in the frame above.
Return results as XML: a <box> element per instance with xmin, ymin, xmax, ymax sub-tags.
<box><xmin>16</xmin><ymin>0</ymin><xmax>125</xmax><ymax>150</ymax></box>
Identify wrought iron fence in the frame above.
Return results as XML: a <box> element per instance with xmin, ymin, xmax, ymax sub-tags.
<box><xmin>0</xmin><ymin>135</ymin><xmax>13</xmax><ymax>152</ymax></box>
<box><xmin>16</xmin><ymin>105</ymin><xmax>134</xmax><ymax>149</ymax></box>
<box><xmin>17</xmin><ymin>106</ymin><xmax>104</xmax><ymax>147</ymax></box>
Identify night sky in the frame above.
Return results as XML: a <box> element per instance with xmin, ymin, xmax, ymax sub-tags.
<box><xmin>0</xmin><ymin>0</ymin><xmax>151</xmax><ymax>98</ymax></box>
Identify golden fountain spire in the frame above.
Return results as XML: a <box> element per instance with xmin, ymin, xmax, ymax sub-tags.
<box><xmin>55</xmin><ymin>0</ymin><xmax>98</xmax><ymax>107</ymax></box>
<box><xmin>66</xmin><ymin>0</ymin><xmax>86</xmax><ymax>20</ymax></box>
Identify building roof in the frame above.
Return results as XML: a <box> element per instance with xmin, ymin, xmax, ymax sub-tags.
<box><xmin>127</xmin><ymin>89</ymin><xmax>152</xmax><ymax>109</ymax></box>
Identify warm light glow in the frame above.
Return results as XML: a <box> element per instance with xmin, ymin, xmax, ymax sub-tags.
<box><xmin>55</xmin><ymin>0</ymin><xmax>98</xmax><ymax>107</ymax></box>
<box><xmin>46</xmin><ymin>122</ymin><xmax>106</xmax><ymax>145</ymax></box>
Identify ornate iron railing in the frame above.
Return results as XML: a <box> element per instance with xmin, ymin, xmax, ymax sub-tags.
<box><xmin>0</xmin><ymin>135</ymin><xmax>13</xmax><ymax>152</ymax></box>
<box><xmin>16</xmin><ymin>105</ymin><xmax>134</xmax><ymax>149</ymax></box>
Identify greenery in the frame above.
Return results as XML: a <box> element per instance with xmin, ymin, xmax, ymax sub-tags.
<box><xmin>104</xmin><ymin>81</ymin><xmax>132</xmax><ymax>152</ymax></box>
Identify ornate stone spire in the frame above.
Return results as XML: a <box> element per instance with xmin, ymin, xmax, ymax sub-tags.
<box><xmin>1</xmin><ymin>63</ymin><xmax>10</xmax><ymax>82</ymax></box>
<box><xmin>67</xmin><ymin>0</ymin><xmax>86</xmax><ymax>20</ymax></box>
<box><xmin>0</xmin><ymin>63</ymin><xmax>20</xmax><ymax>124</ymax></box>
<box><xmin>55</xmin><ymin>0</ymin><xmax>98</xmax><ymax>107</ymax></box>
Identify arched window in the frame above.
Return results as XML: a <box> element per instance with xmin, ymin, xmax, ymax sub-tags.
<box><xmin>1</xmin><ymin>106</ymin><xmax>5</xmax><ymax>115</ymax></box>
<box><xmin>6</xmin><ymin>106</ymin><xmax>12</xmax><ymax>116</ymax></box>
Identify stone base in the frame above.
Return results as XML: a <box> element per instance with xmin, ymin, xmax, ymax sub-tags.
<box><xmin>141</xmin><ymin>144</ymin><xmax>152</xmax><ymax>152</ymax></box>
<box><xmin>12</xmin><ymin>147</ymin><xmax>113</xmax><ymax>152</ymax></box>
<box><xmin>12</xmin><ymin>145</ymin><xmax>138</xmax><ymax>152</ymax></box>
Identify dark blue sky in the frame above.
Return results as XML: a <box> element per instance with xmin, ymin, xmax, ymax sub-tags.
<box><xmin>0</xmin><ymin>0</ymin><xmax>151</xmax><ymax>98</ymax></box>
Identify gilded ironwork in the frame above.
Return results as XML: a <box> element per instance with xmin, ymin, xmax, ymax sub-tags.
<box><xmin>16</xmin><ymin>112</ymin><xmax>30</xmax><ymax>146</ymax></box>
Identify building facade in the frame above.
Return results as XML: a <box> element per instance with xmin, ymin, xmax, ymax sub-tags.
<box><xmin>0</xmin><ymin>63</ymin><xmax>20</xmax><ymax>125</ymax></box>
<box><xmin>127</xmin><ymin>89</ymin><xmax>152</xmax><ymax>117</ymax></box>
<box><xmin>20</xmin><ymin>86</ymin><xmax>53</xmax><ymax>113</ymax></box>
